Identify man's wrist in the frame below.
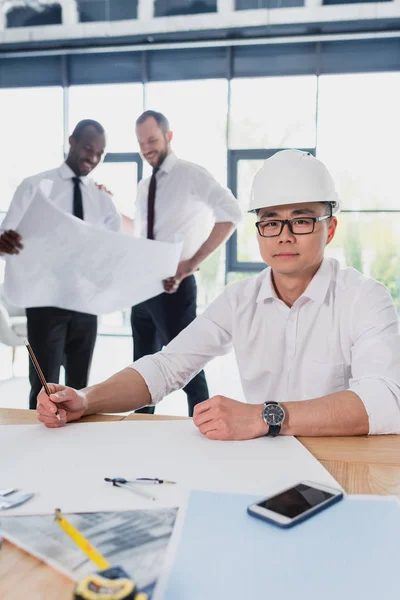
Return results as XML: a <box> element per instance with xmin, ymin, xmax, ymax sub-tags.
<box><xmin>280</xmin><ymin>402</ymin><xmax>291</xmax><ymax>435</ymax></box>
<box><xmin>80</xmin><ymin>389</ymin><xmax>90</xmax><ymax>415</ymax></box>
<box><xmin>254</xmin><ymin>403</ymin><xmax>269</xmax><ymax>437</ymax></box>
<box><xmin>188</xmin><ymin>255</ymin><xmax>201</xmax><ymax>272</ymax></box>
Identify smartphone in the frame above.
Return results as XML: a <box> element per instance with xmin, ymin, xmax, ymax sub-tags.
<box><xmin>247</xmin><ymin>480</ymin><xmax>343</xmax><ymax>528</ymax></box>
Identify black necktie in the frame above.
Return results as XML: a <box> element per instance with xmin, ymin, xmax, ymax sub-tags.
<box><xmin>72</xmin><ymin>177</ymin><xmax>84</xmax><ymax>220</ymax></box>
<box><xmin>147</xmin><ymin>168</ymin><xmax>159</xmax><ymax>240</ymax></box>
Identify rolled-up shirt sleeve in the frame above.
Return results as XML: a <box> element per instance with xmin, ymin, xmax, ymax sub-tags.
<box><xmin>194</xmin><ymin>166</ymin><xmax>242</xmax><ymax>225</ymax></box>
<box><xmin>130</xmin><ymin>290</ymin><xmax>234</xmax><ymax>405</ymax></box>
<box><xmin>348</xmin><ymin>280</ymin><xmax>400</xmax><ymax>434</ymax></box>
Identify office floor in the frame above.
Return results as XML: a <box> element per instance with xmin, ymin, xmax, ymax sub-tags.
<box><xmin>0</xmin><ymin>336</ymin><xmax>245</xmax><ymax>414</ymax></box>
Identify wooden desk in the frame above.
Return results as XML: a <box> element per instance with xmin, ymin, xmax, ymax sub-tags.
<box><xmin>1</xmin><ymin>408</ymin><xmax>399</xmax><ymax>599</ymax></box>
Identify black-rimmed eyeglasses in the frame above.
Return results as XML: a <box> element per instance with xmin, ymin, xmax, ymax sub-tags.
<box><xmin>255</xmin><ymin>214</ymin><xmax>331</xmax><ymax>238</ymax></box>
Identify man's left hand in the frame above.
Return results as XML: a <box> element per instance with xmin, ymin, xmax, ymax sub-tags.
<box><xmin>96</xmin><ymin>182</ymin><xmax>113</xmax><ymax>196</ymax></box>
<box><xmin>193</xmin><ymin>395</ymin><xmax>267</xmax><ymax>441</ymax></box>
<box><xmin>163</xmin><ymin>259</ymin><xmax>197</xmax><ymax>293</ymax></box>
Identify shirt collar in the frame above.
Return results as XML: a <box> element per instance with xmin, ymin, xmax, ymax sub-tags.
<box><xmin>158</xmin><ymin>152</ymin><xmax>178</xmax><ymax>174</ymax></box>
<box><xmin>256</xmin><ymin>268</ymin><xmax>277</xmax><ymax>303</ymax></box>
<box><xmin>256</xmin><ymin>257</ymin><xmax>333</xmax><ymax>306</ymax></box>
<box><xmin>59</xmin><ymin>162</ymin><xmax>90</xmax><ymax>186</ymax></box>
<box><xmin>300</xmin><ymin>258</ymin><xmax>333</xmax><ymax>305</ymax></box>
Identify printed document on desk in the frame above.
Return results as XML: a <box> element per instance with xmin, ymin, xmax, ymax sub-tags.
<box><xmin>0</xmin><ymin>421</ymin><xmax>339</xmax><ymax>516</ymax></box>
<box><xmin>154</xmin><ymin>492</ymin><xmax>400</xmax><ymax>600</ymax></box>
<box><xmin>0</xmin><ymin>508</ymin><xmax>177</xmax><ymax>599</ymax></box>
<box><xmin>3</xmin><ymin>189</ymin><xmax>182</xmax><ymax>314</ymax></box>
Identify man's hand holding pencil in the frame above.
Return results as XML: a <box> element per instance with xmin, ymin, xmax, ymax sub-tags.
<box><xmin>24</xmin><ymin>341</ymin><xmax>86</xmax><ymax>427</ymax></box>
<box><xmin>37</xmin><ymin>384</ymin><xmax>87</xmax><ymax>428</ymax></box>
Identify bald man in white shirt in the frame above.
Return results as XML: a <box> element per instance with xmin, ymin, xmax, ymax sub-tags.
<box><xmin>131</xmin><ymin>110</ymin><xmax>242</xmax><ymax>417</ymax></box>
<box><xmin>0</xmin><ymin>120</ymin><xmax>121</xmax><ymax>409</ymax></box>
<box><xmin>37</xmin><ymin>150</ymin><xmax>400</xmax><ymax>437</ymax></box>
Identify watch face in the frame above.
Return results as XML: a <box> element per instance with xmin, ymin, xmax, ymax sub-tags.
<box><xmin>264</xmin><ymin>404</ymin><xmax>285</xmax><ymax>426</ymax></box>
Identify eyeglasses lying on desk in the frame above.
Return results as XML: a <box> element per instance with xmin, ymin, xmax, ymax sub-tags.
<box><xmin>0</xmin><ymin>488</ymin><xmax>35</xmax><ymax>510</ymax></box>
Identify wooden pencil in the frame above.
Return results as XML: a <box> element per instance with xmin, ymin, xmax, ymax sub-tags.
<box><xmin>24</xmin><ymin>341</ymin><xmax>60</xmax><ymax>421</ymax></box>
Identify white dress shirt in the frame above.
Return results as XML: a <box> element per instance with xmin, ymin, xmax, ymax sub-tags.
<box><xmin>132</xmin><ymin>257</ymin><xmax>400</xmax><ymax>435</ymax></box>
<box><xmin>1</xmin><ymin>163</ymin><xmax>121</xmax><ymax>232</ymax></box>
<box><xmin>135</xmin><ymin>153</ymin><xmax>242</xmax><ymax>260</ymax></box>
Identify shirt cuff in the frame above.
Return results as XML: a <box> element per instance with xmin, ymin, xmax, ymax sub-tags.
<box><xmin>348</xmin><ymin>378</ymin><xmax>400</xmax><ymax>435</ymax></box>
<box><xmin>213</xmin><ymin>205</ymin><xmax>242</xmax><ymax>226</ymax></box>
<box><xmin>129</xmin><ymin>357</ymin><xmax>167</xmax><ymax>406</ymax></box>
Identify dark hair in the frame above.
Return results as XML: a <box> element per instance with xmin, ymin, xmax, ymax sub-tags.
<box><xmin>321</xmin><ymin>201</ymin><xmax>334</xmax><ymax>216</ymax></box>
<box><xmin>136</xmin><ymin>110</ymin><xmax>170</xmax><ymax>134</ymax></box>
<box><xmin>71</xmin><ymin>119</ymin><xmax>105</xmax><ymax>140</ymax></box>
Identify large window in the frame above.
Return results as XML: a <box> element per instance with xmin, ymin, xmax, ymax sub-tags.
<box><xmin>323</xmin><ymin>0</ymin><xmax>390</xmax><ymax>4</ymax></box>
<box><xmin>227</xmin><ymin>72</ymin><xmax>400</xmax><ymax>310</ymax></box>
<box><xmin>69</xmin><ymin>83</ymin><xmax>143</xmax><ymax>153</ymax></box>
<box><xmin>0</xmin><ymin>85</ymin><xmax>63</xmax><ymax>299</ymax></box>
<box><xmin>318</xmin><ymin>72</ymin><xmax>400</xmax><ymax>307</ymax></box>
<box><xmin>69</xmin><ymin>83</ymin><xmax>144</xmax><ymax>217</ymax></box>
<box><xmin>154</xmin><ymin>0</ymin><xmax>217</xmax><ymax>17</ymax></box>
<box><xmin>0</xmin><ymin>65</ymin><xmax>399</xmax><ymax>322</ymax></box>
<box><xmin>6</xmin><ymin>2</ymin><xmax>62</xmax><ymax>27</ymax></box>
<box><xmin>236</xmin><ymin>0</ymin><xmax>303</xmax><ymax>8</ymax></box>
<box><xmin>229</xmin><ymin>76</ymin><xmax>317</xmax><ymax>150</ymax></box>
<box><xmin>0</xmin><ymin>86</ymin><xmax>64</xmax><ymax>213</ymax></box>
<box><xmin>229</xmin><ymin>76</ymin><xmax>317</xmax><ymax>274</ymax></box>
<box><xmin>78</xmin><ymin>0</ymin><xmax>138</xmax><ymax>22</ymax></box>
<box><xmin>145</xmin><ymin>79</ymin><xmax>228</xmax><ymax>183</ymax></box>
<box><xmin>235</xmin><ymin>158</ymin><xmax>265</xmax><ymax>264</ymax></box>
<box><xmin>317</xmin><ymin>72</ymin><xmax>400</xmax><ymax>211</ymax></box>
<box><xmin>94</xmin><ymin>160</ymin><xmax>140</xmax><ymax>221</ymax></box>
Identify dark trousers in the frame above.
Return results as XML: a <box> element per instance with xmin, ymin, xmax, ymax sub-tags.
<box><xmin>131</xmin><ymin>275</ymin><xmax>209</xmax><ymax>417</ymax></box>
<box><xmin>26</xmin><ymin>307</ymin><xmax>97</xmax><ymax>410</ymax></box>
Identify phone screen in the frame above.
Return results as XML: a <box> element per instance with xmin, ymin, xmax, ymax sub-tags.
<box><xmin>257</xmin><ymin>483</ymin><xmax>335</xmax><ymax>519</ymax></box>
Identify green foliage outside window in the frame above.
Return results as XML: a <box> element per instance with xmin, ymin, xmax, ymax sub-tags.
<box><xmin>343</xmin><ymin>223</ymin><xmax>363</xmax><ymax>275</ymax></box>
<box><xmin>370</xmin><ymin>238</ymin><xmax>400</xmax><ymax>308</ymax></box>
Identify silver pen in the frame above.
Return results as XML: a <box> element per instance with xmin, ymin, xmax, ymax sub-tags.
<box><xmin>104</xmin><ymin>478</ymin><xmax>156</xmax><ymax>501</ymax></box>
<box><xmin>131</xmin><ymin>478</ymin><xmax>176</xmax><ymax>485</ymax></box>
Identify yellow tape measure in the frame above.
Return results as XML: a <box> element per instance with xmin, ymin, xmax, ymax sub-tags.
<box><xmin>54</xmin><ymin>509</ymin><xmax>148</xmax><ymax>600</ymax></box>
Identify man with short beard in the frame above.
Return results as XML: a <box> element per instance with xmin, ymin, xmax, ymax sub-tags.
<box><xmin>131</xmin><ymin>110</ymin><xmax>242</xmax><ymax>417</ymax></box>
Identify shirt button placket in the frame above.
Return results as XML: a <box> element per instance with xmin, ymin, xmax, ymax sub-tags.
<box><xmin>283</xmin><ymin>308</ymin><xmax>296</xmax><ymax>399</ymax></box>
<box><xmin>286</xmin><ymin>309</ymin><xmax>298</xmax><ymax>361</ymax></box>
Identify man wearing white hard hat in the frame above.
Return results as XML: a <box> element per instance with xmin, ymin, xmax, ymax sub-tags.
<box><xmin>36</xmin><ymin>150</ymin><xmax>400</xmax><ymax>438</ymax></box>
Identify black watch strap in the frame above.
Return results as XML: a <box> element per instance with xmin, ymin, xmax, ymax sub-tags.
<box><xmin>267</xmin><ymin>424</ymin><xmax>281</xmax><ymax>437</ymax></box>
<box><xmin>263</xmin><ymin>402</ymin><xmax>282</xmax><ymax>437</ymax></box>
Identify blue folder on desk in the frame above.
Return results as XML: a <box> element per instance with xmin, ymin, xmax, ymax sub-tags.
<box><xmin>162</xmin><ymin>491</ymin><xmax>400</xmax><ymax>600</ymax></box>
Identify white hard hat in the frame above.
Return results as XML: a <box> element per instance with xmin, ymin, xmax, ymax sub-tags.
<box><xmin>249</xmin><ymin>149</ymin><xmax>341</xmax><ymax>215</ymax></box>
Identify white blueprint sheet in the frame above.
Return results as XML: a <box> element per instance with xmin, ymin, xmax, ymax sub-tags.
<box><xmin>0</xmin><ymin>421</ymin><xmax>340</xmax><ymax>516</ymax></box>
<box><xmin>3</xmin><ymin>191</ymin><xmax>182</xmax><ymax>315</ymax></box>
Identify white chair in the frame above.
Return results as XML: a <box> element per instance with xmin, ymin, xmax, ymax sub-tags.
<box><xmin>0</xmin><ymin>285</ymin><xmax>27</xmax><ymax>373</ymax></box>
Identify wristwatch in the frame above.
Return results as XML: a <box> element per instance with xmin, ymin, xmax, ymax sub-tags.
<box><xmin>261</xmin><ymin>401</ymin><xmax>286</xmax><ymax>437</ymax></box>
